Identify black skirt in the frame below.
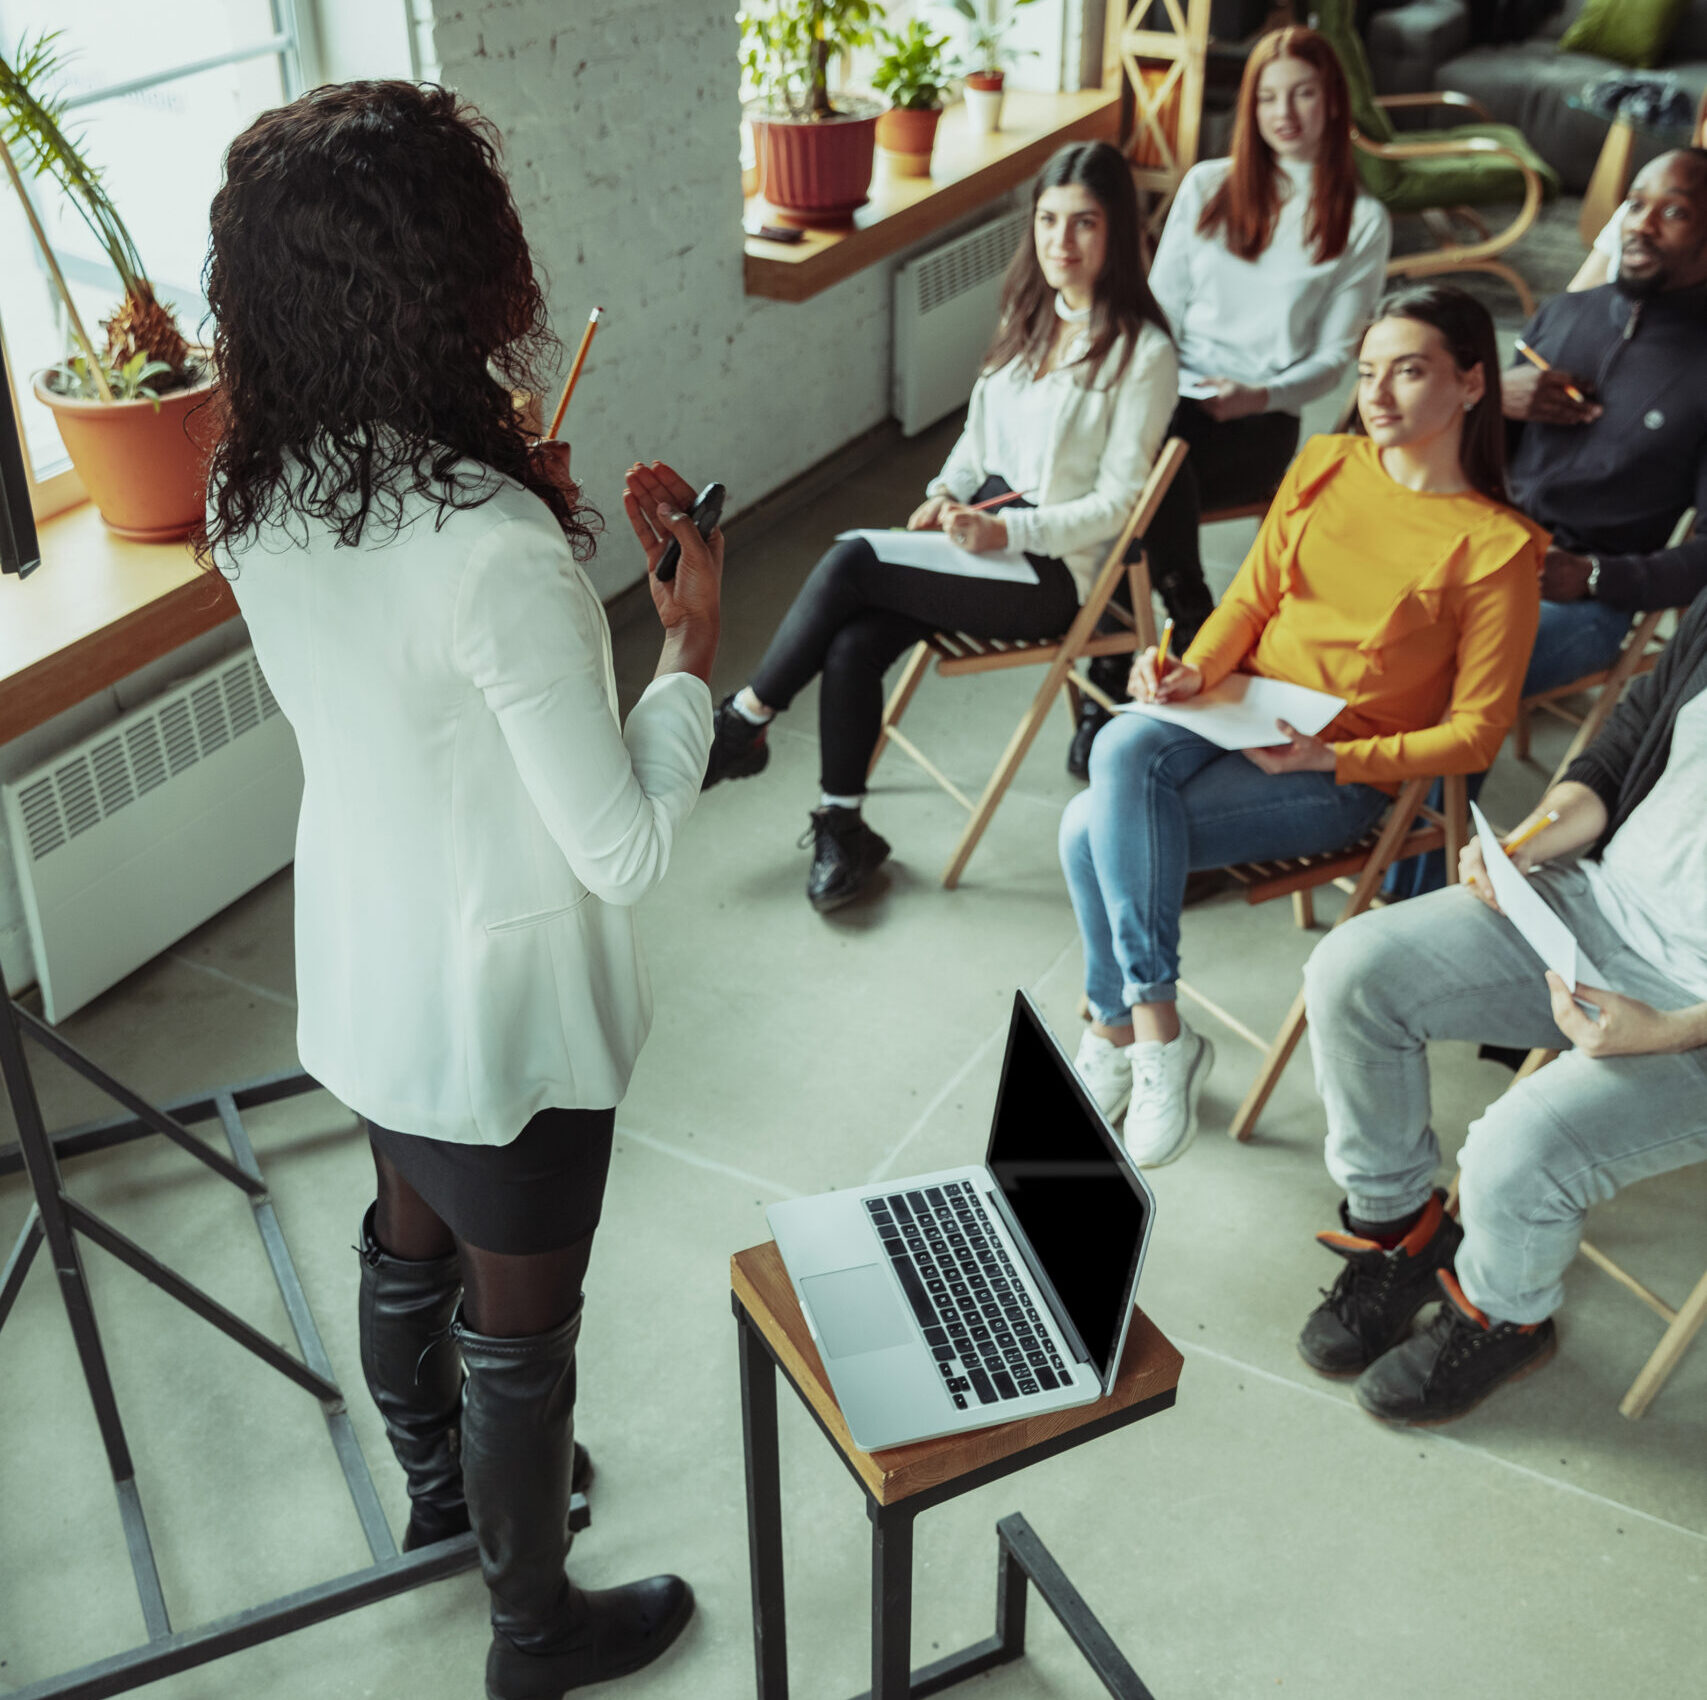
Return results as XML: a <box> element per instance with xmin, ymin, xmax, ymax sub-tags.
<box><xmin>366</xmin><ymin>1107</ymin><xmax>616</xmax><ymax>1254</ymax></box>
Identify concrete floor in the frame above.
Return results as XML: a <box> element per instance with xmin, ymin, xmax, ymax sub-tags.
<box><xmin>5</xmin><ymin>411</ymin><xmax>1707</xmax><ymax>1699</ymax></box>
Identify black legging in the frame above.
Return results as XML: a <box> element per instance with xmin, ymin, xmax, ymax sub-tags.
<box><xmin>1087</xmin><ymin>399</ymin><xmax>1301</xmax><ymax>699</ymax></box>
<box><xmin>372</xmin><ymin>1146</ymin><xmax>593</xmax><ymax>1338</ymax></box>
<box><xmin>748</xmin><ymin>478</ymin><xmax>1080</xmax><ymax>795</ymax></box>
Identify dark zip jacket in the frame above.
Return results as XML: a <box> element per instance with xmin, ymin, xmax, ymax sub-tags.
<box><xmin>1566</xmin><ymin>592</ymin><xmax>1707</xmax><ymax>856</ymax></box>
<box><xmin>1509</xmin><ymin>282</ymin><xmax>1707</xmax><ymax>612</ymax></box>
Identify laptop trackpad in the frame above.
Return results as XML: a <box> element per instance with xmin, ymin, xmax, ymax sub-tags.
<box><xmin>801</xmin><ymin>1264</ymin><xmax>914</xmax><ymax>1359</ymax></box>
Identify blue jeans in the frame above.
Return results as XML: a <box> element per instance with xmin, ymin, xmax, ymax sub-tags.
<box><xmin>1522</xmin><ymin>598</ymin><xmax>1632</xmax><ymax>698</ymax></box>
<box><xmin>1306</xmin><ymin>874</ymin><xmax>1707</xmax><ymax>1322</ymax></box>
<box><xmin>1059</xmin><ymin>714</ymin><xmax>1388</xmax><ymax>1022</ymax></box>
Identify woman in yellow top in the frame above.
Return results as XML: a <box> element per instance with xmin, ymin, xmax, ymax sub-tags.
<box><xmin>1062</xmin><ymin>283</ymin><xmax>1545</xmax><ymax>1167</ymax></box>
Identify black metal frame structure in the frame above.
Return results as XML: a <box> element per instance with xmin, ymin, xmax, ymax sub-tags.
<box><xmin>0</xmin><ymin>995</ymin><xmax>479</xmax><ymax>1700</ymax></box>
<box><xmin>734</xmin><ymin>1291</ymin><xmax>1174</xmax><ymax>1700</ymax></box>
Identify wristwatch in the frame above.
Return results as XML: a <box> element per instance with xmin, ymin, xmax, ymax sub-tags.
<box><xmin>1585</xmin><ymin>554</ymin><xmax>1602</xmax><ymax>599</ymax></box>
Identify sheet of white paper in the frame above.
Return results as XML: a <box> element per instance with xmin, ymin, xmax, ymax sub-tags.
<box><xmin>1470</xmin><ymin>802</ymin><xmax>1603</xmax><ymax>988</ymax></box>
<box><xmin>838</xmin><ymin>529</ymin><xmax>1039</xmax><ymax>585</ymax></box>
<box><xmin>1178</xmin><ymin>375</ymin><xmax>1220</xmax><ymax>400</ymax></box>
<box><xmin>1113</xmin><ymin>674</ymin><xmax>1345</xmax><ymax>751</ymax></box>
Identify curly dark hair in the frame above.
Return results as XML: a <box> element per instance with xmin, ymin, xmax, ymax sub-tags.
<box><xmin>197</xmin><ymin>80</ymin><xmax>599</xmax><ymax>566</ymax></box>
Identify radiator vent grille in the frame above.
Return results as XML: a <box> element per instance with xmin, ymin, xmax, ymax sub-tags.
<box><xmin>17</xmin><ymin>651</ymin><xmax>284</xmax><ymax>865</ymax></box>
<box><xmin>915</xmin><ymin>212</ymin><xmax>1028</xmax><ymax>315</ymax></box>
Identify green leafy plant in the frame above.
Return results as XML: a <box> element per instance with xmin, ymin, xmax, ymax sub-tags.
<box><xmin>739</xmin><ymin>0</ymin><xmax>885</xmax><ymax>119</ymax></box>
<box><xmin>52</xmin><ymin>349</ymin><xmax>174</xmax><ymax>406</ymax></box>
<box><xmin>0</xmin><ymin>31</ymin><xmax>195</xmax><ymax>397</ymax></box>
<box><xmin>949</xmin><ymin>0</ymin><xmax>1040</xmax><ymax>77</ymax></box>
<box><xmin>872</xmin><ymin>19</ymin><xmax>954</xmax><ymax>111</ymax></box>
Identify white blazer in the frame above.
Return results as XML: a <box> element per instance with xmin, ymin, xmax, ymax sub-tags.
<box><xmin>221</xmin><ymin>468</ymin><xmax>713</xmax><ymax>1146</ymax></box>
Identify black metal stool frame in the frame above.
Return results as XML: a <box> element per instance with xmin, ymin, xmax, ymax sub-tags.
<box><xmin>734</xmin><ymin>1292</ymin><xmax>1175</xmax><ymax>1700</ymax></box>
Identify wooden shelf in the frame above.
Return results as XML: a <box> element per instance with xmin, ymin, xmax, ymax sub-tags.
<box><xmin>744</xmin><ymin>88</ymin><xmax>1122</xmax><ymax>303</ymax></box>
<box><xmin>0</xmin><ymin>503</ymin><xmax>236</xmax><ymax>744</ymax></box>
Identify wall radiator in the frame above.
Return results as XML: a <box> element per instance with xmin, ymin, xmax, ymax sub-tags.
<box><xmin>2</xmin><ymin>647</ymin><xmax>303</xmax><ymax>1023</ymax></box>
<box><xmin>893</xmin><ymin>209</ymin><xmax>1030</xmax><ymax>437</ymax></box>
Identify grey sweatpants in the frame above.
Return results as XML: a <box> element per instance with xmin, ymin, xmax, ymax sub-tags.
<box><xmin>1303</xmin><ymin>868</ymin><xmax>1707</xmax><ymax>1324</ymax></box>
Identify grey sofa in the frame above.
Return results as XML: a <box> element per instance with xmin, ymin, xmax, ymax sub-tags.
<box><xmin>1366</xmin><ymin>0</ymin><xmax>1707</xmax><ymax>191</ymax></box>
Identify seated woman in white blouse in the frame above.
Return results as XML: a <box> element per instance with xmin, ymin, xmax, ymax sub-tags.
<box><xmin>702</xmin><ymin>140</ymin><xmax>1178</xmax><ymax>913</ymax></box>
<box><xmin>1069</xmin><ymin>25</ymin><xmax>1392</xmax><ymax>775</ymax></box>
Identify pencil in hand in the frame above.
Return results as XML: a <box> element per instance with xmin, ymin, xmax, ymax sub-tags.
<box><xmin>1514</xmin><ymin>339</ymin><xmax>1586</xmax><ymax>406</ymax></box>
<box><xmin>1155</xmin><ymin>617</ymin><xmax>1175</xmax><ymax>677</ymax></box>
<box><xmin>1501</xmin><ymin>809</ymin><xmax>1559</xmax><ymax>855</ymax></box>
<box><xmin>548</xmin><ymin>306</ymin><xmax>603</xmax><ymax>440</ymax></box>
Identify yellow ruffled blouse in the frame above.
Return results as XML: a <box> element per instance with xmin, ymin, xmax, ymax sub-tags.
<box><xmin>1182</xmin><ymin>433</ymin><xmax>1547</xmax><ymax>790</ymax></box>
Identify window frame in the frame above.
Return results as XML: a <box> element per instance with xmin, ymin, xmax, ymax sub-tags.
<box><xmin>0</xmin><ymin>0</ymin><xmax>316</xmax><ymax>519</ymax></box>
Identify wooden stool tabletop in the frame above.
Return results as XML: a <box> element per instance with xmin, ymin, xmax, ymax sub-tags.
<box><xmin>732</xmin><ymin>1240</ymin><xmax>1183</xmax><ymax>1506</ymax></box>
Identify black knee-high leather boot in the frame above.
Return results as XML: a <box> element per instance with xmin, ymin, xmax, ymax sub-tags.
<box><xmin>356</xmin><ymin>1203</ymin><xmax>470</xmax><ymax>1550</ymax></box>
<box><xmin>454</xmin><ymin>1302</ymin><xmax>693</xmax><ymax>1699</ymax></box>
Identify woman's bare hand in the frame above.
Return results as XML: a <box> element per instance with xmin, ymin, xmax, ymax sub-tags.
<box><xmin>1197</xmin><ymin>379</ymin><xmax>1270</xmax><ymax>423</ymax></box>
<box><xmin>623</xmin><ymin>462</ymin><xmax>722</xmax><ymax>678</ymax></box>
<box><xmin>908</xmin><ymin>496</ymin><xmax>948</xmax><ymax>531</ymax></box>
<box><xmin>1131</xmin><ymin>647</ymin><xmax>1202</xmax><ymax>703</ymax></box>
<box><xmin>1243</xmin><ymin>719</ymin><xmax>1336</xmax><ymax>775</ymax></box>
<box><xmin>940</xmin><ymin>506</ymin><xmax>1008</xmax><ymax>553</ymax></box>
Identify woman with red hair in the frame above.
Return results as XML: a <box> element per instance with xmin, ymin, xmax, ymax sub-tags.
<box><xmin>1069</xmin><ymin>25</ymin><xmax>1391</xmax><ymax>774</ymax></box>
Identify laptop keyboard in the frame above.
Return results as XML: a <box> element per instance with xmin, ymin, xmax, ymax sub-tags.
<box><xmin>866</xmin><ymin>1182</ymin><xmax>1071</xmax><ymax>1410</ymax></box>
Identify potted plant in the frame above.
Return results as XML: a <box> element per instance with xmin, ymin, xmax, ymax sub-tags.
<box><xmin>872</xmin><ymin>20</ymin><xmax>954</xmax><ymax>177</ymax></box>
<box><xmin>1</xmin><ymin>34</ymin><xmax>214</xmax><ymax>543</ymax></box>
<box><xmin>740</xmin><ymin>0</ymin><xmax>886</xmax><ymax>226</ymax></box>
<box><xmin>950</xmin><ymin>0</ymin><xmax>1039</xmax><ymax>135</ymax></box>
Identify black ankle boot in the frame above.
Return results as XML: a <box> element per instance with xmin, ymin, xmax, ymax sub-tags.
<box><xmin>455</xmin><ymin>1304</ymin><xmax>693</xmax><ymax>1699</ymax></box>
<box><xmin>703</xmin><ymin>694</ymin><xmax>771</xmax><ymax>790</ymax></box>
<box><xmin>356</xmin><ymin>1204</ymin><xmax>468</xmax><ymax>1550</ymax></box>
<box><xmin>802</xmin><ymin>806</ymin><xmax>891</xmax><ymax>912</ymax></box>
<box><xmin>1297</xmin><ymin>1190</ymin><xmax>1462</xmax><ymax>1377</ymax></box>
<box><xmin>1068</xmin><ymin>653</ymin><xmax>1131</xmax><ymax>779</ymax></box>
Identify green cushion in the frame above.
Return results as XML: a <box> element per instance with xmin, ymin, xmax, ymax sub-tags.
<box><xmin>1560</xmin><ymin>0</ymin><xmax>1689</xmax><ymax>70</ymax></box>
<box><xmin>1371</xmin><ymin>124</ymin><xmax>1563</xmax><ymax>214</ymax></box>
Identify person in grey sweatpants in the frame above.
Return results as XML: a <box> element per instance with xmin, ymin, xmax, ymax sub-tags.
<box><xmin>1294</xmin><ymin>593</ymin><xmax>1707</xmax><ymax>1425</ymax></box>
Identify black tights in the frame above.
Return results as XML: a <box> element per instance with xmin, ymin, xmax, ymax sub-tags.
<box><xmin>371</xmin><ymin>1147</ymin><xmax>594</xmax><ymax>1339</ymax></box>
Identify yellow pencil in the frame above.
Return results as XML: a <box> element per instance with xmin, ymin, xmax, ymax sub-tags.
<box><xmin>1155</xmin><ymin>617</ymin><xmax>1175</xmax><ymax>679</ymax></box>
<box><xmin>1514</xmin><ymin>340</ymin><xmax>1586</xmax><ymax>406</ymax></box>
<box><xmin>1502</xmin><ymin>809</ymin><xmax>1558</xmax><ymax>854</ymax></box>
<box><xmin>547</xmin><ymin>306</ymin><xmax>603</xmax><ymax>440</ymax></box>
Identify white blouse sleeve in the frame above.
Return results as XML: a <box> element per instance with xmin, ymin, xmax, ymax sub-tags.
<box><xmin>1263</xmin><ymin>197</ymin><xmax>1394</xmax><ymax>415</ymax></box>
<box><xmin>1001</xmin><ymin>328</ymin><xmax>1179</xmax><ymax>562</ymax></box>
<box><xmin>927</xmin><ymin>366</ymin><xmax>992</xmax><ymax>501</ymax></box>
<box><xmin>1145</xmin><ymin>162</ymin><xmax>1212</xmax><ymax>339</ymax></box>
<box><xmin>453</xmin><ymin>516</ymin><xmax>712</xmax><ymax>907</ymax></box>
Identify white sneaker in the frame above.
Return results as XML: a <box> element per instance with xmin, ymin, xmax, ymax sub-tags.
<box><xmin>1072</xmin><ymin>1030</ymin><xmax>1133</xmax><ymax>1122</ymax></box>
<box><xmin>1124</xmin><ymin>1024</ymin><xmax>1215</xmax><ymax>1168</ymax></box>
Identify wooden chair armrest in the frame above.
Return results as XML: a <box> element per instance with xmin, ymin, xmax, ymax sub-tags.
<box><xmin>1375</xmin><ymin>89</ymin><xmax>1494</xmax><ymax>123</ymax></box>
<box><xmin>1353</xmin><ymin>129</ymin><xmax>1538</xmax><ymax>184</ymax></box>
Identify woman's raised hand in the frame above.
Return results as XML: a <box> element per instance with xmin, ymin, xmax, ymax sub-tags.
<box><xmin>908</xmin><ymin>496</ymin><xmax>948</xmax><ymax>531</ymax></box>
<box><xmin>623</xmin><ymin>461</ymin><xmax>723</xmax><ymax>626</ymax></box>
<box><xmin>1131</xmin><ymin>646</ymin><xmax>1202</xmax><ymax>704</ymax></box>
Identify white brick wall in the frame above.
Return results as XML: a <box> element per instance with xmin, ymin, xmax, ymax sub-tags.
<box><xmin>426</xmin><ymin>0</ymin><xmax>900</xmax><ymax>599</ymax></box>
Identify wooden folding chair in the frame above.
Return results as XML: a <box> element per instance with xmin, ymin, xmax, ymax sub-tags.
<box><xmin>1513</xmin><ymin>608</ymin><xmax>1679</xmax><ymax>783</ymax></box>
<box><xmin>1177</xmin><ymin>773</ymin><xmax>1470</xmax><ymax>1142</ymax></box>
<box><xmin>866</xmin><ymin>437</ymin><xmax>1189</xmax><ymax>890</ymax></box>
<box><xmin>1448</xmin><ymin>1048</ymin><xmax>1707</xmax><ymax>1419</ymax></box>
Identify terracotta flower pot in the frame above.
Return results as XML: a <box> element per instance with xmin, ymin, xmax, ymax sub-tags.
<box><xmin>876</xmin><ymin>105</ymin><xmax>944</xmax><ymax>178</ymax></box>
<box><xmin>965</xmin><ymin>71</ymin><xmax>1005</xmax><ymax>136</ymax></box>
<box><xmin>34</xmin><ymin>369</ymin><xmax>218</xmax><ymax>544</ymax></box>
<box><xmin>750</xmin><ymin>101</ymin><xmax>880</xmax><ymax>227</ymax></box>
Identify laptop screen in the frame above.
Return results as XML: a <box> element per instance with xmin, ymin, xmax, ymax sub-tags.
<box><xmin>987</xmin><ymin>994</ymin><xmax>1150</xmax><ymax>1383</ymax></box>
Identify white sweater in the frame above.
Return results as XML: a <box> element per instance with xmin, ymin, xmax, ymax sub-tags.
<box><xmin>1148</xmin><ymin>156</ymin><xmax>1392</xmax><ymax>415</ymax></box>
<box><xmin>221</xmin><ymin>469</ymin><xmax>712</xmax><ymax>1145</ymax></box>
<box><xmin>927</xmin><ymin>319</ymin><xmax>1178</xmax><ymax>599</ymax></box>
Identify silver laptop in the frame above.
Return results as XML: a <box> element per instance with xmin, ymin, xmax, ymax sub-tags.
<box><xmin>768</xmin><ymin>991</ymin><xmax>1156</xmax><ymax>1451</ymax></box>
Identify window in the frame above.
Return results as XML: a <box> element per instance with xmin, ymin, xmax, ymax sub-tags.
<box><xmin>0</xmin><ymin>0</ymin><xmax>312</xmax><ymax>517</ymax></box>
